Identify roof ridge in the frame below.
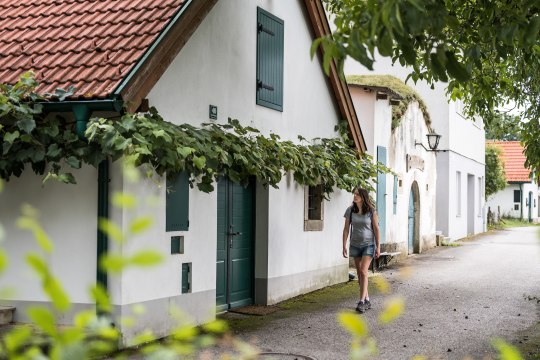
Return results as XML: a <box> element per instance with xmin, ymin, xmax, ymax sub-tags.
<box><xmin>0</xmin><ymin>2</ymin><xmax>173</xmax><ymax>22</ymax></box>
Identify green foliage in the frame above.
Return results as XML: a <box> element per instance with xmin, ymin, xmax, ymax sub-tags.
<box><xmin>322</xmin><ymin>0</ymin><xmax>540</xmax><ymax>170</ymax></box>
<box><xmin>492</xmin><ymin>338</ymin><xmax>523</xmax><ymax>360</ymax></box>
<box><xmin>0</xmin><ymin>73</ymin><xmax>93</xmax><ymax>184</ymax></box>
<box><xmin>485</xmin><ymin>113</ymin><xmax>523</xmax><ymax>141</ymax></box>
<box><xmin>0</xmin><ymin>187</ymin><xmax>247</xmax><ymax>359</ymax></box>
<box><xmin>485</xmin><ymin>144</ymin><xmax>507</xmax><ymax>199</ymax></box>
<box><xmin>346</xmin><ymin>75</ymin><xmax>431</xmax><ymax>129</ymax></box>
<box><xmin>86</xmin><ymin>112</ymin><xmax>382</xmax><ymax>195</ymax></box>
<box><xmin>1</xmin><ymin>74</ymin><xmax>383</xmax><ymax>196</ymax></box>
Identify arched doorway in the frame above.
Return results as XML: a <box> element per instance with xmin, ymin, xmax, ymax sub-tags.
<box><xmin>408</xmin><ymin>181</ymin><xmax>420</xmax><ymax>254</ymax></box>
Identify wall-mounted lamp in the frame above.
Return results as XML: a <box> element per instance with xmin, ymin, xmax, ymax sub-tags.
<box><xmin>415</xmin><ymin>132</ymin><xmax>447</xmax><ymax>152</ymax></box>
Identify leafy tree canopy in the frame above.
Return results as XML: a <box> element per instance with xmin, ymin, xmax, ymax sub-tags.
<box><xmin>485</xmin><ymin>113</ymin><xmax>523</xmax><ymax>141</ymax></box>
<box><xmin>485</xmin><ymin>144</ymin><xmax>507</xmax><ymax>199</ymax></box>
<box><xmin>319</xmin><ymin>0</ymin><xmax>540</xmax><ymax>167</ymax></box>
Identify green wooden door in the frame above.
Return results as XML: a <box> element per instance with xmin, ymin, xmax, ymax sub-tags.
<box><xmin>216</xmin><ymin>178</ymin><xmax>254</xmax><ymax>311</ymax></box>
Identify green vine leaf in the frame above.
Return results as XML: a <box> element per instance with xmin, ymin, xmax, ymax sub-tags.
<box><xmin>1</xmin><ymin>74</ymin><xmax>385</xmax><ymax>194</ymax></box>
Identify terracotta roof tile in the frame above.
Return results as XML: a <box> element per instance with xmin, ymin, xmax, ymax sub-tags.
<box><xmin>0</xmin><ymin>0</ymin><xmax>186</xmax><ymax>99</ymax></box>
<box><xmin>487</xmin><ymin>141</ymin><xmax>531</xmax><ymax>182</ymax></box>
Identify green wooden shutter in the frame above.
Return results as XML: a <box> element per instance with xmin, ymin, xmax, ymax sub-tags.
<box><xmin>256</xmin><ymin>7</ymin><xmax>284</xmax><ymax>111</ymax></box>
<box><xmin>393</xmin><ymin>176</ymin><xmax>398</xmax><ymax>215</ymax></box>
<box><xmin>166</xmin><ymin>172</ymin><xmax>189</xmax><ymax>231</ymax></box>
<box><xmin>182</xmin><ymin>263</ymin><xmax>191</xmax><ymax>293</ymax></box>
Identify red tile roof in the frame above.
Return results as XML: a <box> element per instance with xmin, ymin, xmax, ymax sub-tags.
<box><xmin>487</xmin><ymin>140</ymin><xmax>531</xmax><ymax>182</ymax></box>
<box><xmin>0</xmin><ymin>0</ymin><xmax>186</xmax><ymax>99</ymax></box>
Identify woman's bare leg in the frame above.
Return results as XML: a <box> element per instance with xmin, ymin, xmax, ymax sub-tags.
<box><xmin>358</xmin><ymin>255</ymin><xmax>372</xmax><ymax>301</ymax></box>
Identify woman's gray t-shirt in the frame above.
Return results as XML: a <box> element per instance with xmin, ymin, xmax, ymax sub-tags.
<box><xmin>344</xmin><ymin>206</ymin><xmax>374</xmax><ymax>248</ymax></box>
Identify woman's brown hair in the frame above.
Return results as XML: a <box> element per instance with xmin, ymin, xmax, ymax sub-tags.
<box><xmin>352</xmin><ymin>187</ymin><xmax>375</xmax><ymax>215</ymax></box>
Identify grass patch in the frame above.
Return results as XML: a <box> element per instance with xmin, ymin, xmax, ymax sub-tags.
<box><xmin>441</xmin><ymin>241</ymin><xmax>462</xmax><ymax>247</ymax></box>
<box><xmin>513</xmin><ymin>314</ymin><xmax>540</xmax><ymax>359</ymax></box>
<box><xmin>488</xmin><ymin>218</ymin><xmax>540</xmax><ymax>230</ymax></box>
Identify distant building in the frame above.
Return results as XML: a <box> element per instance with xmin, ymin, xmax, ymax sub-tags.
<box><xmin>486</xmin><ymin>141</ymin><xmax>538</xmax><ymax>222</ymax></box>
<box><xmin>345</xmin><ymin>56</ymin><xmax>486</xmax><ymax>241</ymax></box>
<box><xmin>347</xmin><ymin>75</ymin><xmax>437</xmax><ymax>255</ymax></box>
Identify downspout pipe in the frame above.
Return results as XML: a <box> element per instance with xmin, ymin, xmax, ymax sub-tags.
<box><xmin>41</xmin><ymin>99</ymin><xmax>123</xmax><ymax>314</ymax></box>
<box><xmin>41</xmin><ymin>99</ymin><xmax>123</xmax><ymax>138</ymax></box>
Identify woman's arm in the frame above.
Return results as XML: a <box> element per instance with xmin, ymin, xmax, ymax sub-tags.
<box><xmin>342</xmin><ymin>216</ymin><xmax>350</xmax><ymax>258</ymax></box>
<box><xmin>372</xmin><ymin>211</ymin><xmax>381</xmax><ymax>259</ymax></box>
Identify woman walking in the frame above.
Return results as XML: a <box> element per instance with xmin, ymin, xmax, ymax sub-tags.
<box><xmin>343</xmin><ymin>187</ymin><xmax>380</xmax><ymax>313</ymax></box>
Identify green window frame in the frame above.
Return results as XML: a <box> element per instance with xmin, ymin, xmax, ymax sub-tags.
<box><xmin>256</xmin><ymin>7</ymin><xmax>284</xmax><ymax>111</ymax></box>
<box><xmin>166</xmin><ymin>172</ymin><xmax>189</xmax><ymax>231</ymax></box>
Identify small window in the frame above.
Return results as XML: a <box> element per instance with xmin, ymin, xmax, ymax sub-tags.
<box><xmin>304</xmin><ymin>185</ymin><xmax>324</xmax><ymax>231</ymax></box>
<box><xmin>171</xmin><ymin>236</ymin><xmax>184</xmax><ymax>254</ymax></box>
<box><xmin>256</xmin><ymin>7</ymin><xmax>284</xmax><ymax>111</ymax></box>
<box><xmin>166</xmin><ymin>172</ymin><xmax>190</xmax><ymax>231</ymax></box>
<box><xmin>514</xmin><ymin>190</ymin><xmax>521</xmax><ymax>203</ymax></box>
<box><xmin>514</xmin><ymin>204</ymin><xmax>520</xmax><ymax>211</ymax></box>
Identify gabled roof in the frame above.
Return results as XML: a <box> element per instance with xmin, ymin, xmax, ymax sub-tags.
<box><xmin>0</xmin><ymin>0</ymin><xmax>188</xmax><ymax>99</ymax></box>
<box><xmin>0</xmin><ymin>0</ymin><xmax>366</xmax><ymax>152</ymax></box>
<box><xmin>487</xmin><ymin>140</ymin><xmax>531</xmax><ymax>183</ymax></box>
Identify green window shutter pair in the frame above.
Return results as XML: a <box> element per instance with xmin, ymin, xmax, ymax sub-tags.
<box><xmin>166</xmin><ymin>172</ymin><xmax>189</xmax><ymax>231</ymax></box>
<box><xmin>256</xmin><ymin>7</ymin><xmax>284</xmax><ymax>111</ymax></box>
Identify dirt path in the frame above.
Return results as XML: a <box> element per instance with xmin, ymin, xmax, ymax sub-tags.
<box><xmin>220</xmin><ymin>227</ymin><xmax>540</xmax><ymax>360</ymax></box>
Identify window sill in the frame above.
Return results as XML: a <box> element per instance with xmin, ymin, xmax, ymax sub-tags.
<box><xmin>304</xmin><ymin>220</ymin><xmax>323</xmax><ymax>231</ymax></box>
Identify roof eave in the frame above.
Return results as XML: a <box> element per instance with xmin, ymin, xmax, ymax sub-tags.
<box><xmin>302</xmin><ymin>0</ymin><xmax>367</xmax><ymax>153</ymax></box>
<box><xmin>113</xmin><ymin>0</ymin><xmax>218</xmax><ymax>112</ymax></box>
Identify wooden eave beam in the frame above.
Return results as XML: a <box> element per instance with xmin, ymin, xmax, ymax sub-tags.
<box><xmin>302</xmin><ymin>0</ymin><xmax>367</xmax><ymax>153</ymax></box>
<box><xmin>118</xmin><ymin>0</ymin><xmax>218</xmax><ymax>112</ymax></box>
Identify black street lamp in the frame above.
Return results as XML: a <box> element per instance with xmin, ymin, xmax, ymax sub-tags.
<box><xmin>415</xmin><ymin>132</ymin><xmax>446</xmax><ymax>152</ymax></box>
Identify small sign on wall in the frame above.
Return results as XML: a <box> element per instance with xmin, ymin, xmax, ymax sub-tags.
<box><xmin>407</xmin><ymin>154</ymin><xmax>424</xmax><ymax>172</ymax></box>
<box><xmin>209</xmin><ymin>105</ymin><xmax>218</xmax><ymax>120</ymax></box>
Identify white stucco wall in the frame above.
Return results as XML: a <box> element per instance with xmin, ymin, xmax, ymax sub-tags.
<box><xmin>344</xmin><ymin>54</ymin><xmax>486</xmax><ymax>240</ymax></box>
<box><xmin>1</xmin><ymin>0</ymin><xmax>357</xmax><ymax>343</ymax></box>
<box><xmin>389</xmin><ymin>103</ymin><xmax>437</xmax><ymax>252</ymax></box>
<box><xmin>0</xmin><ymin>166</ymin><xmax>98</xmax><ymax>323</ymax></box>
<box><xmin>349</xmin><ymin>88</ymin><xmax>437</xmax><ymax>255</ymax></box>
<box><xmin>487</xmin><ymin>182</ymin><xmax>539</xmax><ymax>222</ymax></box>
<box><xmin>436</xmin><ymin>151</ymin><xmax>486</xmax><ymax>240</ymax></box>
<box><xmin>135</xmin><ymin>0</ymin><xmax>350</xmax><ymax>324</ymax></box>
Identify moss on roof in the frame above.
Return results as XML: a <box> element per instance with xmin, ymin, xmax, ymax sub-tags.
<box><xmin>346</xmin><ymin>75</ymin><xmax>431</xmax><ymax>130</ymax></box>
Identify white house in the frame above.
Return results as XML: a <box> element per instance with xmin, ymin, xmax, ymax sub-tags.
<box><xmin>486</xmin><ymin>141</ymin><xmax>538</xmax><ymax>222</ymax></box>
<box><xmin>0</xmin><ymin>0</ymin><xmax>366</xmax><ymax>345</ymax></box>
<box><xmin>347</xmin><ymin>75</ymin><xmax>437</xmax><ymax>256</ymax></box>
<box><xmin>345</xmin><ymin>57</ymin><xmax>486</xmax><ymax>242</ymax></box>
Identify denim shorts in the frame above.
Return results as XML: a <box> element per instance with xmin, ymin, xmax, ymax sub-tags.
<box><xmin>349</xmin><ymin>244</ymin><xmax>374</xmax><ymax>258</ymax></box>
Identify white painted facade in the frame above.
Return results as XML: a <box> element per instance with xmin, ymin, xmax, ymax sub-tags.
<box><xmin>345</xmin><ymin>57</ymin><xmax>486</xmax><ymax>241</ymax></box>
<box><xmin>0</xmin><ymin>0</ymin><xmax>354</xmax><ymax>345</ymax></box>
<box><xmin>0</xmin><ymin>166</ymin><xmax>98</xmax><ymax>325</ymax></box>
<box><xmin>349</xmin><ymin>87</ymin><xmax>437</xmax><ymax>255</ymax></box>
<box><xmin>487</xmin><ymin>182</ymin><xmax>539</xmax><ymax>222</ymax></box>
